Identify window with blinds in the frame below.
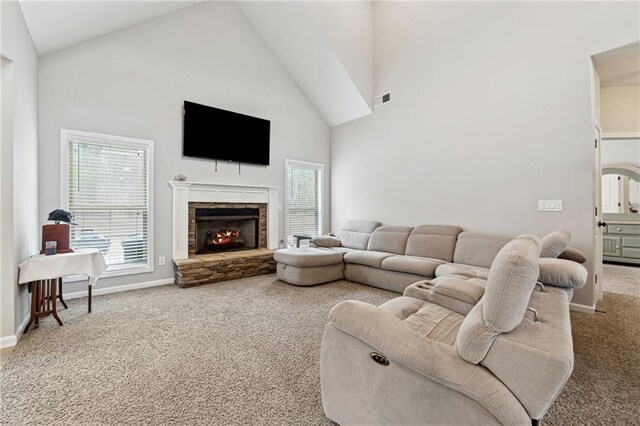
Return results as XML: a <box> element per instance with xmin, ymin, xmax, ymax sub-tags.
<box><xmin>285</xmin><ymin>160</ymin><xmax>323</xmax><ymax>247</ymax></box>
<box><xmin>62</xmin><ymin>130</ymin><xmax>153</xmax><ymax>274</ymax></box>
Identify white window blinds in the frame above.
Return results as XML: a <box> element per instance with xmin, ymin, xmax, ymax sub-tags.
<box><xmin>286</xmin><ymin>160</ymin><xmax>323</xmax><ymax>247</ymax></box>
<box><xmin>64</xmin><ymin>131</ymin><xmax>152</xmax><ymax>272</ymax></box>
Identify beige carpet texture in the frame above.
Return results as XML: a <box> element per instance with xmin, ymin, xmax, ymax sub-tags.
<box><xmin>1</xmin><ymin>266</ymin><xmax>639</xmax><ymax>425</ymax></box>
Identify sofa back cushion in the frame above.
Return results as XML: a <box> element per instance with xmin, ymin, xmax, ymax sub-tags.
<box><xmin>367</xmin><ymin>226</ymin><xmax>414</xmax><ymax>254</ymax></box>
<box><xmin>540</xmin><ymin>229</ymin><xmax>571</xmax><ymax>258</ymax></box>
<box><xmin>405</xmin><ymin>225</ymin><xmax>463</xmax><ymax>261</ymax></box>
<box><xmin>337</xmin><ymin>220</ymin><xmax>382</xmax><ymax>250</ymax></box>
<box><xmin>455</xmin><ymin>235</ymin><xmax>541</xmax><ymax>364</ymax></box>
<box><xmin>453</xmin><ymin>232</ymin><xmax>512</xmax><ymax>268</ymax></box>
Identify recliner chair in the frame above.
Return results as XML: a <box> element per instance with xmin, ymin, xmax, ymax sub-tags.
<box><xmin>321</xmin><ymin>234</ymin><xmax>573</xmax><ymax>425</ymax></box>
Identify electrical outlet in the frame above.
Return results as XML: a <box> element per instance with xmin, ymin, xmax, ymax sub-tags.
<box><xmin>159</xmin><ymin>256</ymin><xmax>166</xmax><ymax>266</ymax></box>
<box><xmin>538</xmin><ymin>200</ymin><xmax>563</xmax><ymax>212</ymax></box>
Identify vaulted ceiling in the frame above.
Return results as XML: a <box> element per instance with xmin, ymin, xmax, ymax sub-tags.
<box><xmin>17</xmin><ymin>1</ymin><xmax>373</xmax><ymax>127</ymax></box>
<box><xmin>19</xmin><ymin>1</ymin><xmax>198</xmax><ymax>55</ymax></box>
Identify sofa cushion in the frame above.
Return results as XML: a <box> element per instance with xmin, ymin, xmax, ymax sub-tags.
<box><xmin>273</xmin><ymin>247</ymin><xmax>343</xmax><ymax>268</ymax></box>
<box><xmin>435</xmin><ymin>263</ymin><xmax>490</xmax><ymax>280</ymax></box>
<box><xmin>557</xmin><ymin>247</ymin><xmax>587</xmax><ymax>264</ymax></box>
<box><xmin>540</xmin><ymin>229</ymin><xmax>572</xmax><ymax>258</ymax></box>
<box><xmin>452</xmin><ymin>232</ymin><xmax>511</xmax><ymax>268</ymax></box>
<box><xmin>381</xmin><ymin>255</ymin><xmax>445</xmax><ymax>277</ymax></box>
<box><xmin>405</xmin><ymin>225</ymin><xmax>463</xmax><ymax>262</ymax></box>
<box><xmin>367</xmin><ymin>226</ymin><xmax>414</xmax><ymax>254</ymax></box>
<box><xmin>456</xmin><ymin>235</ymin><xmax>541</xmax><ymax>364</ymax></box>
<box><xmin>337</xmin><ymin>220</ymin><xmax>382</xmax><ymax>250</ymax></box>
<box><xmin>379</xmin><ymin>297</ymin><xmax>464</xmax><ymax>345</ymax></box>
<box><xmin>344</xmin><ymin>250</ymin><xmax>394</xmax><ymax>268</ymax></box>
<box><xmin>538</xmin><ymin>258</ymin><xmax>588</xmax><ymax>289</ymax></box>
<box><xmin>320</xmin><ymin>247</ymin><xmax>358</xmax><ymax>256</ymax></box>
<box><xmin>483</xmin><ymin>234</ymin><xmax>541</xmax><ymax>331</ymax></box>
<box><xmin>431</xmin><ymin>276</ymin><xmax>485</xmax><ymax>305</ymax></box>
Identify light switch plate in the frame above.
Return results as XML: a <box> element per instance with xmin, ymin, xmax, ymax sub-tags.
<box><xmin>538</xmin><ymin>200</ymin><xmax>563</xmax><ymax>212</ymax></box>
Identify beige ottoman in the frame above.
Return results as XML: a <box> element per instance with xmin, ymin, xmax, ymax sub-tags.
<box><xmin>274</xmin><ymin>248</ymin><xmax>344</xmax><ymax>286</ymax></box>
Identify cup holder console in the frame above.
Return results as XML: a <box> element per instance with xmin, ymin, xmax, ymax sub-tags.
<box><xmin>415</xmin><ymin>281</ymin><xmax>433</xmax><ymax>290</ymax></box>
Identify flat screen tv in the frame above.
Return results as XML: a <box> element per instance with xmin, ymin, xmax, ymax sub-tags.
<box><xmin>183</xmin><ymin>101</ymin><xmax>271</xmax><ymax>166</ymax></box>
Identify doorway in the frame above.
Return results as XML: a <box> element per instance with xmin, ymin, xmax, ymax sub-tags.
<box><xmin>592</xmin><ymin>41</ymin><xmax>640</xmax><ymax>299</ymax></box>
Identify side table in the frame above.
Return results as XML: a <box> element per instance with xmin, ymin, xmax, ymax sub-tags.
<box><xmin>18</xmin><ymin>250</ymin><xmax>107</xmax><ymax>332</ymax></box>
<box><xmin>293</xmin><ymin>235</ymin><xmax>313</xmax><ymax>247</ymax></box>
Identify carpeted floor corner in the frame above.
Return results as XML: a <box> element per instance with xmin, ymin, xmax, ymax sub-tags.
<box><xmin>1</xmin><ymin>266</ymin><xmax>639</xmax><ymax>425</ymax></box>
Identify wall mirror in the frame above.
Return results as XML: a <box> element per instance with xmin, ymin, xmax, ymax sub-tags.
<box><xmin>602</xmin><ymin>163</ymin><xmax>640</xmax><ymax>215</ymax></box>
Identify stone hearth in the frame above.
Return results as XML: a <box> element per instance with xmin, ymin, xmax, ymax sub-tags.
<box><xmin>174</xmin><ymin>249</ymin><xmax>276</xmax><ymax>288</ymax></box>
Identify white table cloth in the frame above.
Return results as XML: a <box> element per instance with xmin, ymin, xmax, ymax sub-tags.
<box><xmin>18</xmin><ymin>250</ymin><xmax>107</xmax><ymax>286</ymax></box>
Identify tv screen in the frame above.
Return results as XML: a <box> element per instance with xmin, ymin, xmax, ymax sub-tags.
<box><xmin>183</xmin><ymin>101</ymin><xmax>271</xmax><ymax>166</ymax></box>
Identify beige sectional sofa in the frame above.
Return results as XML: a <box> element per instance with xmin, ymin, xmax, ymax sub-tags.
<box><xmin>321</xmin><ymin>235</ymin><xmax>573</xmax><ymax>425</ymax></box>
<box><xmin>274</xmin><ymin>221</ymin><xmax>588</xmax><ymax>424</ymax></box>
<box><xmin>274</xmin><ymin>220</ymin><xmax>587</xmax><ymax>295</ymax></box>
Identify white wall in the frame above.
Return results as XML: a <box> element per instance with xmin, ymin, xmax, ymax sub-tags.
<box><xmin>331</xmin><ymin>1</ymin><xmax>640</xmax><ymax>308</ymax></box>
<box><xmin>602</xmin><ymin>138</ymin><xmax>640</xmax><ymax>168</ymax></box>
<box><xmin>38</xmin><ymin>2</ymin><xmax>330</xmax><ymax>293</ymax></box>
<box><xmin>601</xmin><ymin>86</ymin><xmax>640</xmax><ymax>134</ymax></box>
<box><xmin>0</xmin><ymin>0</ymin><xmax>39</xmax><ymax>342</ymax></box>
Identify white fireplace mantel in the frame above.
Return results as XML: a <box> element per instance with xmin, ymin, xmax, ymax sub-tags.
<box><xmin>169</xmin><ymin>181</ymin><xmax>280</xmax><ymax>260</ymax></box>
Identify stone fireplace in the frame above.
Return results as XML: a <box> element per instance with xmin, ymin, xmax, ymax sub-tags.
<box><xmin>170</xmin><ymin>182</ymin><xmax>279</xmax><ymax>288</ymax></box>
<box><xmin>189</xmin><ymin>203</ymin><xmax>267</xmax><ymax>256</ymax></box>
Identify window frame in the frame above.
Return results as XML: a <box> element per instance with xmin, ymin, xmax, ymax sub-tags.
<box><xmin>284</xmin><ymin>158</ymin><xmax>324</xmax><ymax>247</ymax></box>
<box><xmin>60</xmin><ymin>129</ymin><xmax>155</xmax><ymax>279</ymax></box>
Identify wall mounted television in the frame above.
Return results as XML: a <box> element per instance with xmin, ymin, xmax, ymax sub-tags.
<box><xmin>183</xmin><ymin>101</ymin><xmax>271</xmax><ymax>166</ymax></box>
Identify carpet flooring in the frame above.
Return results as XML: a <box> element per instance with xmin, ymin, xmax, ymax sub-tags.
<box><xmin>1</xmin><ymin>266</ymin><xmax>638</xmax><ymax>425</ymax></box>
<box><xmin>545</xmin><ymin>263</ymin><xmax>640</xmax><ymax>425</ymax></box>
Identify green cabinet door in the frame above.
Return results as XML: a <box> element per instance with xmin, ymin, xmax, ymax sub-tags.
<box><xmin>603</xmin><ymin>236</ymin><xmax>622</xmax><ymax>257</ymax></box>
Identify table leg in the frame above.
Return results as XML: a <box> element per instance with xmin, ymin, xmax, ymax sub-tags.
<box><xmin>88</xmin><ymin>284</ymin><xmax>92</xmax><ymax>313</ymax></box>
<box><xmin>50</xmin><ymin>280</ymin><xmax>63</xmax><ymax>326</ymax></box>
<box><xmin>35</xmin><ymin>281</ymin><xmax>41</xmax><ymax>328</ymax></box>
<box><xmin>58</xmin><ymin>278</ymin><xmax>68</xmax><ymax>309</ymax></box>
<box><xmin>24</xmin><ymin>282</ymin><xmax>37</xmax><ymax>333</ymax></box>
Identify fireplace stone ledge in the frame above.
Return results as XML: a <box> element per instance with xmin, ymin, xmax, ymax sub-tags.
<box><xmin>173</xmin><ymin>248</ymin><xmax>276</xmax><ymax>288</ymax></box>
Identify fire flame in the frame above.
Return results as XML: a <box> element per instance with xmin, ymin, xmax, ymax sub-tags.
<box><xmin>211</xmin><ymin>229</ymin><xmax>240</xmax><ymax>245</ymax></box>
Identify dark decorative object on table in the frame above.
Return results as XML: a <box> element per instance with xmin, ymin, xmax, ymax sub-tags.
<box><xmin>47</xmin><ymin>209</ymin><xmax>77</xmax><ymax>225</ymax></box>
<box><xmin>40</xmin><ymin>209</ymin><xmax>76</xmax><ymax>254</ymax></box>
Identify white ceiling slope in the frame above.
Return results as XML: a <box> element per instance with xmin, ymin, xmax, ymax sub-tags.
<box><xmin>593</xmin><ymin>41</ymin><xmax>640</xmax><ymax>87</ymax></box>
<box><xmin>19</xmin><ymin>1</ymin><xmax>198</xmax><ymax>55</ymax></box>
<box><xmin>237</xmin><ymin>1</ymin><xmax>372</xmax><ymax>127</ymax></box>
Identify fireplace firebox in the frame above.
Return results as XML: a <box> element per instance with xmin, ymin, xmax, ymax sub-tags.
<box><xmin>195</xmin><ymin>208</ymin><xmax>259</xmax><ymax>255</ymax></box>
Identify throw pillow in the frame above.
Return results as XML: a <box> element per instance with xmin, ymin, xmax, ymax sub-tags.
<box><xmin>311</xmin><ymin>235</ymin><xmax>342</xmax><ymax>248</ymax></box>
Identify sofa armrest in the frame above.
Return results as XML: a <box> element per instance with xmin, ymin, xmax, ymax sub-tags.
<box><xmin>538</xmin><ymin>258</ymin><xmax>587</xmax><ymax>289</ymax></box>
<box><xmin>429</xmin><ymin>277</ymin><xmax>485</xmax><ymax>315</ymax></box>
<box><xmin>311</xmin><ymin>235</ymin><xmax>342</xmax><ymax>248</ymax></box>
<box><xmin>328</xmin><ymin>301</ymin><xmax>530</xmax><ymax>424</ymax></box>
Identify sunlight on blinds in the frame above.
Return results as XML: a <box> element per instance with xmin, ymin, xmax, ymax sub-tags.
<box><xmin>286</xmin><ymin>162</ymin><xmax>321</xmax><ymax>247</ymax></box>
<box><xmin>67</xmin><ymin>140</ymin><xmax>149</xmax><ymax>270</ymax></box>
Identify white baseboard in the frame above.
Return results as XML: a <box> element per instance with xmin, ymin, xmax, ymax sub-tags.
<box><xmin>0</xmin><ymin>335</ymin><xmax>17</xmax><ymax>349</ymax></box>
<box><xmin>569</xmin><ymin>302</ymin><xmax>596</xmax><ymax>314</ymax></box>
<box><xmin>0</xmin><ymin>314</ymin><xmax>30</xmax><ymax>349</ymax></box>
<box><xmin>0</xmin><ymin>278</ymin><xmax>174</xmax><ymax>349</ymax></box>
<box><xmin>63</xmin><ymin>278</ymin><xmax>174</xmax><ymax>300</ymax></box>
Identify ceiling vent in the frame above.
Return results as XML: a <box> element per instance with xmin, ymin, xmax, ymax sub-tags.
<box><xmin>373</xmin><ymin>92</ymin><xmax>391</xmax><ymax>109</ymax></box>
